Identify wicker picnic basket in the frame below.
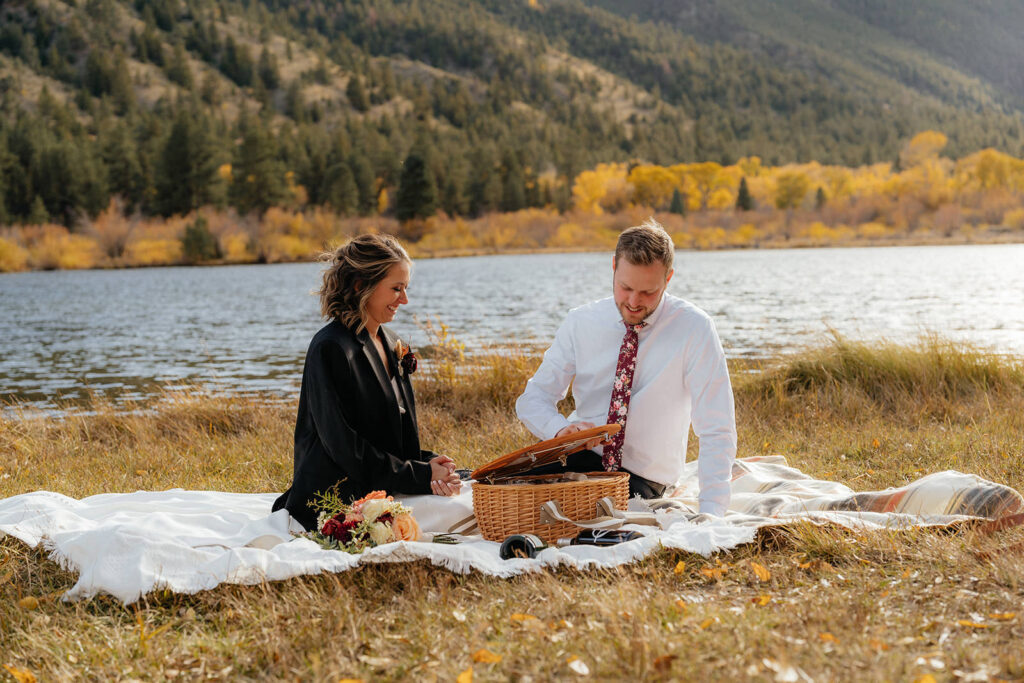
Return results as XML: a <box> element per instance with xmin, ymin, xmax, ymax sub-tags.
<box><xmin>470</xmin><ymin>425</ymin><xmax>630</xmax><ymax>543</ymax></box>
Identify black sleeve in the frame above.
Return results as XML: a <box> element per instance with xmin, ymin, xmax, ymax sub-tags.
<box><xmin>306</xmin><ymin>340</ymin><xmax>432</xmax><ymax>494</ymax></box>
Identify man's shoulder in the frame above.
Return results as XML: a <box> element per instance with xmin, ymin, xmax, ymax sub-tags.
<box><xmin>566</xmin><ymin>296</ymin><xmax>615</xmax><ymax>320</ymax></box>
<box><xmin>660</xmin><ymin>295</ymin><xmax>715</xmax><ymax>328</ymax></box>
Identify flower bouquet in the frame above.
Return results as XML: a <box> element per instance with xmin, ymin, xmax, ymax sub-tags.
<box><xmin>311</xmin><ymin>490</ymin><xmax>421</xmax><ymax>553</ymax></box>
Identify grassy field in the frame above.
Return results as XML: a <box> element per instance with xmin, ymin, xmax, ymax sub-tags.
<box><xmin>2</xmin><ymin>336</ymin><xmax>1023</xmax><ymax>681</ymax></box>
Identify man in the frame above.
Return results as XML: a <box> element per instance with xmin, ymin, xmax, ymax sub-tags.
<box><xmin>515</xmin><ymin>219</ymin><xmax>736</xmax><ymax>516</ymax></box>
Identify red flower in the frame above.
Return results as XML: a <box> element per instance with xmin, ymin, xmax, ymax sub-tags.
<box><xmin>321</xmin><ymin>514</ymin><xmax>358</xmax><ymax>544</ymax></box>
<box><xmin>400</xmin><ymin>351</ymin><xmax>418</xmax><ymax>375</ymax></box>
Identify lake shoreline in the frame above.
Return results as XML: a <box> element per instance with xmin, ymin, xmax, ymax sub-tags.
<box><xmin>2</xmin><ymin>230</ymin><xmax>1023</xmax><ymax>274</ymax></box>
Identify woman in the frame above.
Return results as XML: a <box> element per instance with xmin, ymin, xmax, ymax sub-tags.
<box><xmin>273</xmin><ymin>234</ymin><xmax>461</xmax><ymax>531</ymax></box>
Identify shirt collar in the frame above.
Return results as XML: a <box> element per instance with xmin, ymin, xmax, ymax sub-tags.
<box><xmin>609</xmin><ymin>293</ymin><xmax>668</xmax><ymax>331</ymax></box>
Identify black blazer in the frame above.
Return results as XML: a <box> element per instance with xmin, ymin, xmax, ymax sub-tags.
<box><xmin>272</xmin><ymin>320</ymin><xmax>433</xmax><ymax>530</ymax></box>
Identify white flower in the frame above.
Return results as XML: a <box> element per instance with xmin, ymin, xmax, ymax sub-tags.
<box><xmin>361</xmin><ymin>498</ymin><xmax>390</xmax><ymax>523</ymax></box>
<box><xmin>369</xmin><ymin>521</ymin><xmax>394</xmax><ymax>546</ymax></box>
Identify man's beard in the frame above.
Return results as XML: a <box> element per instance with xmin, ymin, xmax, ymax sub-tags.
<box><xmin>617</xmin><ymin>302</ymin><xmax>652</xmax><ymax>323</ymax></box>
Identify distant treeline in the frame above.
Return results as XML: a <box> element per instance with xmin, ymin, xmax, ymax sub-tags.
<box><xmin>3</xmin><ymin>0</ymin><xmax>1024</xmax><ymax>231</ymax></box>
<box><xmin>2</xmin><ymin>130</ymin><xmax>1022</xmax><ymax>272</ymax></box>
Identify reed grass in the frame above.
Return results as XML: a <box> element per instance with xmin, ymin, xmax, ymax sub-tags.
<box><xmin>2</xmin><ymin>336</ymin><xmax>1023</xmax><ymax>681</ymax></box>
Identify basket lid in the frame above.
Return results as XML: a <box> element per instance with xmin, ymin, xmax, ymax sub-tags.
<box><xmin>470</xmin><ymin>423</ymin><xmax>621</xmax><ymax>482</ymax></box>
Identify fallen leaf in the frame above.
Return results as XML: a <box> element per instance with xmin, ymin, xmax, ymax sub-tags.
<box><xmin>17</xmin><ymin>597</ymin><xmax>39</xmax><ymax>610</ymax></box>
<box><xmin>356</xmin><ymin>655</ymin><xmax>393</xmax><ymax>668</ymax></box>
<box><xmin>3</xmin><ymin>666</ymin><xmax>37</xmax><ymax>683</ymax></box>
<box><xmin>750</xmin><ymin>561</ymin><xmax>771</xmax><ymax>582</ymax></box>
<box><xmin>753</xmin><ymin>594</ymin><xmax>772</xmax><ymax>606</ymax></box>
<box><xmin>698</xmin><ymin>618</ymin><xmax>715</xmax><ymax>630</ymax></box>
<box><xmin>652</xmin><ymin>654</ymin><xmax>677</xmax><ymax>673</ymax></box>
<box><xmin>674</xmin><ymin>599</ymin><xmax>688</xmax><ymax>613</ymax></box>
<box><xmin>135</xmin><ymin>469</ymin><xmax>147</xmax><ymax>476</ymax></box>
<box><xmin>868</xmin><ymin>638</ymin><xmax>889</xmax><ymax>652</ymax></box>
<box><xmin>956</xmin><ymin>620</ymin><xmax>988</xmax><ymax>629</ymax></box>
<box><xmin>456</xmin><ymin>667</ymin><xmax>473</xmax><ymax>683</ymax></box>
<box><xmin>818</xmin><ymin>632</ymin><xmax>838</xmax><ymax>643</ymax></box>
<box><xmin>914</xmin><ymin>676</ymin><xmax>937</xmax><ymax>683</ymax></box>
<box><xmin>673</xmin><ymin>561</ymin><xmax>686</xmax><ymax>575</ymax></box>
<box><xmin>566</xmin><ymin>656</ymin><xmax>590</xmax><ymax>676</ymax></box>
<box><xmin>510</xmin><ymin>613</ymin><xmax>538</xmax><ymax>622</ymax></box>
<box><xmin>872</xmin><ymin>438</ymin><xmax>881</xmax><ymax>448</ymax></box>
<box><xmin>472</xmin><ymin>649</ymin><xmax>502</xmax><ymax>664</ymax></box>
<box><xmin>901</xmin><ymin>568</ymin><xmax>913</xmax><ymax>579</ymax></box>
<box><xmin>988</xmin><ymin>612</ymin><xmax>1016</xmax><ymax>620</ymax></box>
<box><xmin>338</xmin><ymin>679</ymin><xmax>365</xmax><ymax>683</ymax></box>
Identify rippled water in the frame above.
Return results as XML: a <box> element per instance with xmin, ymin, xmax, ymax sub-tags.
<box><xmin>2</xmin><ymin>244</ymin><xmax>1023</xmax><ymax>407</ymax></box>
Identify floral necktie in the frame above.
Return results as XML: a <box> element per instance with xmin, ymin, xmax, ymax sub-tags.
<box><xmin>603</xmin><ymin>321</ymin><xmax>645</xmax><ymax>471</ymax></box>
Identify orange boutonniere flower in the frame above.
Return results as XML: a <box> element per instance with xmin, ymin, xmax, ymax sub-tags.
<box><xmin>394</xmin><ymin>340</ymin><xmax>418</xmax><ymax>376</ymax></box>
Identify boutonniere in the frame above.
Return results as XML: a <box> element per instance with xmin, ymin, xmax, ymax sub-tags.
<box><xmin>394</xmin><ymin>340</ymin><xmax>418</xmax><ymax>377</ymax></box>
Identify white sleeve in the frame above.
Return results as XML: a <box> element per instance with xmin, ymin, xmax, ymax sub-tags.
<box><xmin>685</xmin><ymin>318</ymin><xmax>737</xmax><ymax>517</ymax></box>
<box><xmin>515</xmin><ymin>316</ymin><xmax>576</xmax><ymax>440</ymax></box>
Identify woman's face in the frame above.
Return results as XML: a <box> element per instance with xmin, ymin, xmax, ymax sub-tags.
<box><xmin>364</xmin><ymin>261</ymin><xmax>411</xmax><ymax>330</ymax></box>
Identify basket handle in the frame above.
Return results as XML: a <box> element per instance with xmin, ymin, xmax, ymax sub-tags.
<box><xmin>538</xmin><ymin>497</ymin><xmax>660</xmax><ymax>530</ymax></box>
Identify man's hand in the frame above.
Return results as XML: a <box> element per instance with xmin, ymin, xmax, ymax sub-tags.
<box><xmin>555</xmin><ymin>421</ymin><xmax>604</xmax><ymax>450</ymax></box>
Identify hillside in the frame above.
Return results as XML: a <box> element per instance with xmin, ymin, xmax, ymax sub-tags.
<box><xmin>1</xmin><ymin>0</ymin><xmax>1023</xmax><ymax>226</ymax></box>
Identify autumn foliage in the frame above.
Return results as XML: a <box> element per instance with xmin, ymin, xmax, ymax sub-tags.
<box><xmin>2</xmin><ymin>132</ymin><xmax>1023</xmax><ymax>272</ymax></box>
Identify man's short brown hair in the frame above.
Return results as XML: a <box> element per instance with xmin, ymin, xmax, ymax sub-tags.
<box><xmin>614</xmin><ymin>218</ymin><xmax>674</xmax><ymax>271</ymax></box>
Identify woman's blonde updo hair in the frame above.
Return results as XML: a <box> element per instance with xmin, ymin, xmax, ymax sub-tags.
<box><xmin>319</xmin><ymin>234</ymin><xmax>411</xmax><ymax>333</ymax></box>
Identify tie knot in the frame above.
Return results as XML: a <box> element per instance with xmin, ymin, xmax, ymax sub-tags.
<box><xmin>625</xmin><ymin>321</ymin><xmax>646</xmax><ymax>334</ymax></box>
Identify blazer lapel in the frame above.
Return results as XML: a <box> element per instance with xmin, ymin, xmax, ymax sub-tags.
<box><xmin>358</xmin><ymin>328</ymin><xmax>403</xmax><ymax>445</ymax></box>
<box><xmin>381</xmin><ymin>327</ymin><xmax>418</xmax><ymax>427</ymax></box>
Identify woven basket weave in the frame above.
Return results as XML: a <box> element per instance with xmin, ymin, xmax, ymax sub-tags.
<box><xmin>472</xmin><ymin>471</ymin><xmax>630</xmax><ymax>542</ymax></box>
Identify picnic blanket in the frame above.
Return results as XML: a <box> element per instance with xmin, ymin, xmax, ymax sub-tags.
<box><xmin>1</xmin><ymin>456</ymin><xmax>1021</xmax><ymax>604</ymax></box>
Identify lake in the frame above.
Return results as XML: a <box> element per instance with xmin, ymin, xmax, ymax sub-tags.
<box><xmin>2</xmin><ymin>244</ymin><xmax>1023</xmax><ymax>408</ymax></box>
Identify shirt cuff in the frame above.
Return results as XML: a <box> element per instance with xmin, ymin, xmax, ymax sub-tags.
<box><xmin>698</xmin><ymin>499</ymin><xmax>728</xmax><ymax>518</ymax></box>
<box><xmin>540</xmin><ymin>415</ymin><xmax>573</xmax><ymax>440</ymax></box>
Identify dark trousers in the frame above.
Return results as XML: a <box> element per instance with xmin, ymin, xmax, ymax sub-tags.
<box><xmin>521</xmin><ymin>449</ymin><xmax>667</xmax><ymax>499</ymax></box>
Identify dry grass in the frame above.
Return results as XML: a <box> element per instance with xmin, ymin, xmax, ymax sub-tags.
<box><xmin>2</xmin><ymin>338</ymin><xmax>1024</xmax><ymax>681</ymax></box>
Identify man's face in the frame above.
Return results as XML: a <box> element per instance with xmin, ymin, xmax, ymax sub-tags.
<box><xmin>612</xmin><ymin>257</ymin><xmax>673</xmax><ymax>325</ymax></box>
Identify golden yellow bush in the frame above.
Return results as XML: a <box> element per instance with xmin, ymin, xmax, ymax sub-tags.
<box><xmin>260</xmin><ymin>233</ymin><xmax>317</xmax><ymax>262</ymax></box>
<box><xmin>0</xmin><ymin>236</ymin><xmax>30</xmax><ymax>272</ymax></box>
<box><xmin>1002</xmin><ymin>208</ymin><xmax>1024</xmax><ymax>230</ymax></box>
<box><xmin>125</xmin><ymin>239</ymin><xmax>183</xmax><ymax>266</ymax></box>
<box><xmin>547</xmin><ymin>222</ymin><xmax>586</xmax><ymax>248</ymax></box>
<box><xmin>221</xmin><ymin>232</ymin><xmax>253</xmax><ymax>262</ymax></box>
<box><xmin>24</xmin><ymin>224</ymin><xmax>101</xmax><ymax>270</ymax></box>
<box><xmin>857</xmin><ymin>222</ymin><xmax>890</xmax><ymax>239</ymax></box>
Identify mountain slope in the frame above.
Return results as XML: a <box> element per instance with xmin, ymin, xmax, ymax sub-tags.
<box><xmin>0</xmin><ymin>0</ymin><xmax>1022</xmax><ymax>226</ymax></box>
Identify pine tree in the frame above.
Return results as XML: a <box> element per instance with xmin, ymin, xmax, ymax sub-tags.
<box><xmin>28</xmin><ymin>195</ymin><xmax>49</xmax><ymax>225</ymax></box>
<box><xmin>346</xmin><ymin>75</ymin><xmax>370</xmax><ymax>112</ymax></box>
<box><xmin>156</xmin><ymin>111</ymin><xmax>221</xmax><ymax>216</ymax></box>
<box><xmin>395</xmin><ymin>153</ymin><xmax>437</xmax><ymax>221</ymax></box>
<box><xmin>815</xmin><ymin>186</ymin><xmax>827</xmax><ymax>209</ymax></box>
<box><xmin>166</xmin><ymin>43</ymin><xmax>193</xmax><ymax>89</ymax></box>
<box><xmin>349</xmin><ymin>154</ymin><xmax>377</xmax><ymax>215</ymax></box>
<box><xmin>321</xmin><ymin>162</ymin><xmax>359</xmax><ymax>214</ymax></box>
<box><xmin>229</xmin><ymin>117</ymin><xmax>288</xmax><ymax>215</ymax></box>
<box><xmin>258</xmin><ymin>47</ymin><xmax>281</xmax><ymax>90</ymax></box>
<box><xmin>669</xmin><ymin>188</ymin><xmax>687</xmax><ymax>216</ymax></box>
<box><xmin>182</xmin><ymin>215</ymin><xmax>221</xmax><ymax>263</ymax></box>
<box><xmin>736</xmin><ymin>177</ymin><xmax>753</xmax><ymax>211</ymax></box>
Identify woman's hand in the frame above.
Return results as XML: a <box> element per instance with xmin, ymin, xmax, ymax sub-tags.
<box><xmin>429</xmin><ymin>454</ymin><xmax>461</xmax><ymax>496</ymax></box>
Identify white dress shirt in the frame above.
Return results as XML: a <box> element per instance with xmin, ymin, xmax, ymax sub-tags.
<box><xmin>515</xmin><ymin>294</ymin><xmax>736</xmax><ymax>516</ymax></box>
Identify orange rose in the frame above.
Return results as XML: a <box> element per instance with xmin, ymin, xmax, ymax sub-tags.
<box><xmin>391</xmin><ymin>513</ymin><xmax>421</xmax><ymax>542</ymax></box>
<box><xmin>352</xmin><ymin>490</ymin><xmax>390</xmax><ymax>511</ymax></box>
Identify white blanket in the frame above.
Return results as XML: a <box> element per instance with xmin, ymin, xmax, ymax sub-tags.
<box><xmin>1</xmin><ymin>456</ymin><xmax>1020</xmax><ymax>604</ymax></box>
